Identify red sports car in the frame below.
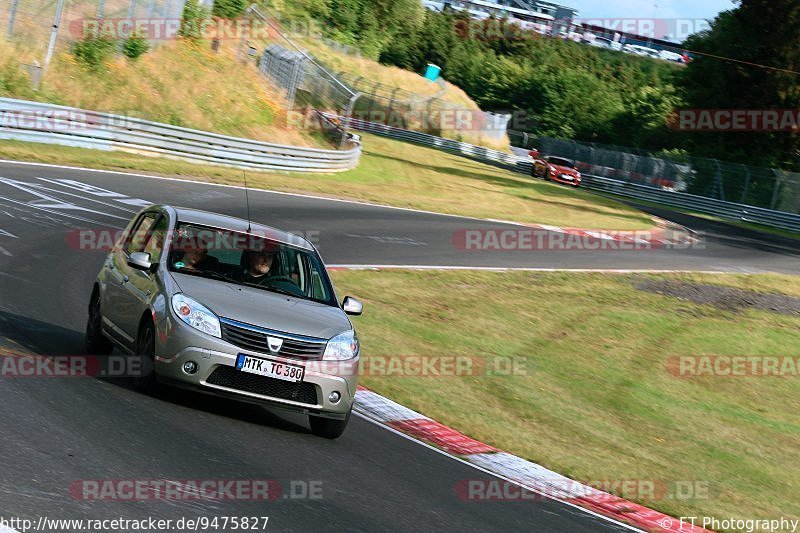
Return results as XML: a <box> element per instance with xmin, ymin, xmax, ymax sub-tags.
<box><xmin>530</xmin><ymin>151</ymin><xmax>582</xmax><ymax>187</ymax></box>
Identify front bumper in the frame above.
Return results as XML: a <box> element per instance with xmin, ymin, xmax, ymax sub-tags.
<box><xmin>155</xmin><ymin>318</ymin><xmax>357</xmax><ymax>418</ymax></box>
<box><xmin>554</xmin><ymin>173</ymin><xmax>581</xmax><ymax>185</ymax></box>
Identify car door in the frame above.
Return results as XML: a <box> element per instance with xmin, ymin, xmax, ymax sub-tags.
<box><xmin>103</xmin><ymin>211</ymin><xmax>159</xmax><ymax>346</ymax></box>
<box><xmin>102</xmin><ymin>212</ymin><xmax>154</xmax><ymax>344</ymax></box>
<box><xmin>119</xmin><ymin>212</ymin><xmax>170</xmax><ymax>342</ymax></box>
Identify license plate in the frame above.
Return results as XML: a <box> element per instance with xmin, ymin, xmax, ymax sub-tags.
<box><xmin>235</xmin><ymin>354</ymin><xmax>305</xmax><ymax>383</ymax></box>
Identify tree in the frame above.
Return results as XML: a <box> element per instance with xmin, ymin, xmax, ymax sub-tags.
<box><xmin>682</xmin><ymin>0</ymin><xmax>800</xmax><ymax>169</ymax></box>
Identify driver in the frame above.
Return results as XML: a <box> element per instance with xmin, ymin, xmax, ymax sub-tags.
<box><xmin>240</xmin><ymin>249</ymin><xmax>277</xmax><ymax>285</ymax></box>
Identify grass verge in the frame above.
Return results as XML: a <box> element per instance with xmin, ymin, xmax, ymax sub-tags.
<box><xmin>330</xmin><ymin>269</ymin><xmax>800</xmax><ymax>523</ymax></box>
<box><xmin>0</xmin><ymin>134</ymin><xmax>655</xmax><ymax>230</ymax></box>
<box><xmin>1</xmin><ymin>39</ymin><xmax>319</xmax><ymax>147</ymax></box>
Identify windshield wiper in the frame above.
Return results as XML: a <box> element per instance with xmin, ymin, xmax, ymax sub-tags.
<box><xmin>241</xmin><ymin>281</ymin><xmax>307</xmax><ymax>300</ymax></box>
<box><xmin>190</xmin><ymin>270</ymin><xmax>240</xmax><ymax>284</ymax></box>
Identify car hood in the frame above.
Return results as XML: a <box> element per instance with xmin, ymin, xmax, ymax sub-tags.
<box><xmin>551</xmin><ymin>165</ymin><xmax>580</xmax><ymax>176</ymax></box>
<box><xmin>170</xmin><ymin>272</ymin><xmax>351</xmax><ymax>340</ymax></box>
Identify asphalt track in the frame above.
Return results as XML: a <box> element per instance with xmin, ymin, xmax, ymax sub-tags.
<box><xmin>0</xmin><ymin>160</ymin><xmax>797</xmax><ymax>532</ymax></box>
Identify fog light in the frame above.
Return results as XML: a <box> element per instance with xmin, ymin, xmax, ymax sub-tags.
<box><xmin>183</xmin><ymin>361</ymin><xmax>198</xmax><ymax>374</ymax></box>
<box><xmin>328</xmin><ymin>391</ymin><xmax>341</xmax><ymax>404</ymax></box>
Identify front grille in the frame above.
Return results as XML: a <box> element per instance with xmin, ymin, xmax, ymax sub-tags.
<box><xmin>206</xmin><ymin>365</ymin><xmax>318</xmax><ymax>405</ymax></box>
<box><xmin>220</xmin><ymin>319</ymin><xmax>327</xmax><ymax>360</ymax></box>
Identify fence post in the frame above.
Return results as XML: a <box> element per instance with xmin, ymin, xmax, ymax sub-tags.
<box><xmin>340</xmin><ymin>91</ymin><xmax>363</xmax><ymax>149</ymax></box>
<box><xmin>711</xmin><ymin>159</ymin><xmax>725</xmax><ymax>200</ymax></box>
<box><xmin>6</xmin><ymin>0</ymin><xmax>19</xmax><ymax>38</ymax></box>
<box><xmin>42</xmin><ymin>0</ymin><xmax>66</xmax><ymax>80</ymax></box>
<box><xmin>739</xmin><ymin>164</ymin><xmax>751</xmax><ymax>204</ymax></box>
<box><xmin>770</xmin><ymin>169</ymin><xmax>783</xmax><ymax>210</ymax></box>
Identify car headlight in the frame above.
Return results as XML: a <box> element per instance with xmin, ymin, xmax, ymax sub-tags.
<box><xmin>171</xmin><ymin>294</ymin><xmax>221</xmax><ymax>338</ymax></box>
<box><xmin>323</xmin><ymin>330</ymin><xmax>359</xmax><ymax>361</ymax></box>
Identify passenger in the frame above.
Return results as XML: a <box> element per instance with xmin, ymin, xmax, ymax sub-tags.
<box><xmin>177</xmin><ymin>246</ymin><xmax>220</xmax><ymax>272</ymax></box>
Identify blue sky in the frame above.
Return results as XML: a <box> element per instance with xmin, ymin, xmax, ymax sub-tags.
<box><xmin>567</xmin><ymin>0</ymin><xmax>736</xmax><ymax>20</ymax></box>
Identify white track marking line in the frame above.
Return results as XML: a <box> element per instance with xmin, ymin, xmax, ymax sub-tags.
<box><xmin>352</xmin><ymin>411</ymin><xmax>643</xmax><ymax>532</ymax></box>
<box><xmin>0</xmin><ymin>245</ymin><xmax>12</xmax><ymax>257</ymax></box>
<box><xmin>35</xmin><ymin>178</ymin><xmax>138</xmax><ymax>214</ymax></box>
<box><xmin>0</xmin><ymin>177</ymin><xmax>129</xmax><ymax>221</ymax></box>
<box><xmin>0</xmin><ymin>195</ymin><xmax>107</xmax><ymax>225</ymax></box>
<box><xmin>327</xmin><ymin>264</ymin><xmax>731</xmax><ymax>274</ymax></box>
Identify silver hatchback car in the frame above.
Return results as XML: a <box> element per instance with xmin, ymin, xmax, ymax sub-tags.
<box><xmin>85</xmin><ymin>205</ymin><xmax>363</xmax><ymax>438</ymax></box>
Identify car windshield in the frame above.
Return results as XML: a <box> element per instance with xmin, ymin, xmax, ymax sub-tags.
<box><xmin>547</xmin><ymin>157</ymin><xmax>574</xmax><ymax>167</ymax></box>
<box><xmin>166</xmin><ymin>222</ymin><xmax>336</xmax><ymax>306</ymax></box>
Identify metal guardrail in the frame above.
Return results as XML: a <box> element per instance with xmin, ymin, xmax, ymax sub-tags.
<box><xmin>0</xmin><ymin>98</ymin><xmax>361</xmax><ymax>173</ymax></box>
<box><xmin>335</xmin><ymin>114</ymin><xmax>800</xmax><ymax>233</ymax></box>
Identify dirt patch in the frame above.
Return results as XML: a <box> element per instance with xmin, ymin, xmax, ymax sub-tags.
<box><xmin>634</xmin><ymin>280</ymin><xmax>800</xmax><ymax>316</ymax></box>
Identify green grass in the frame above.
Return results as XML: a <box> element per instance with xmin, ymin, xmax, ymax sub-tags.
<box><xmin>330</xmin><ymin>269</ymin><xmax>800</xmax><ymax>525</ymax></box>
<box><xmin>0</xmin><ymin>134</ymin><xmax>655</xmax><ymax>230</ymax></box>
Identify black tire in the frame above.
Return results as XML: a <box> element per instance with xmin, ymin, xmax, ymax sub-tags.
<box><xmin>85</xmin><ymin>290</ymin><xmax>113</xmax><ymax>356</ymax></box>
<box><xmin>133</xmin><ymin>320</ymin><xmax>158</xmax><ymax>393</ymax></box>
<box><xmin>309</xmin><ymin>409</ymin><xmax>351</xmax><ymax>439</ymax></box>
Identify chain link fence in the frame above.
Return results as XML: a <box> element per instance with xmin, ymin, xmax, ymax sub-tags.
<box><xmin>509</xmin><ymin>129</ymin><xmax>800</xmax><ymax>214</ymax></box>
<box><xmin>245</xmin><ymin>4</ymin><xmax>510</xmax><ymax>149</ymax></box>
<box><xmin>2</xmin><ymin>0</ymin><xmax>187</xmax><ymax>80</ymax></box>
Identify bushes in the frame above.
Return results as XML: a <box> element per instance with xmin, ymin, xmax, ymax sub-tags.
<box><xmin>212</xmin><ymin>0</ymin><xmax>247</xmax><ymax>18</ymax></box>
<box><xmin>72</xmin><ymin>28</ymin><xmax>150</xmax><ymax>68</ymax></box>
<box><xmin>122</xmin><ymin>34</ymin><xmax>150</xmax><ymax>60</ymax></box>
<box><xmin>72</xmin><ymin>35</ymin><xmax>116</xmax><ymax>70</ymax></box>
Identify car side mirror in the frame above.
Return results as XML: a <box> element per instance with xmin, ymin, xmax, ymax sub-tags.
<box><xmin>342</xmin><ymin>296</ymin><xmax>363</xmax><ymax>316</ymax></box>
<box><xmin>128</xmin><ymin>251</ymin><xmax>154</xmax><ymax>272</ymax></box>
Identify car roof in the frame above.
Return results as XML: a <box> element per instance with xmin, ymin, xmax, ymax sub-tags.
<box><xmin>167</xmin><ymin>206</ymin><xmax>314</xmax><ymax>251</ymax></box>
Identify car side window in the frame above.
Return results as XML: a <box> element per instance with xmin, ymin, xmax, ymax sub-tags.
<box><xmin>302</xmin><ymin>256</ymin><xmax>329</xmax><ymax>302</ymax></box>
<box><xmin>124</xmin><ymin>213</ymin><xmax>157</xmax><ymax>255</ymax></box>
<box><xmin>143</xmin><ymin>215</ymin><xmax>169</xmax><ymax>262</ymax></box>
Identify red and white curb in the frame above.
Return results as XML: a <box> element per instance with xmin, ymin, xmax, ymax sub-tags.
<box><xmin>513</xmin><ymin>220</ymin><xmax>702</xmax><ymax>249</ymax></box>
<box><xmin>354</xmin><ymin>385</ymin><xmax>711</xmax><ymax>533</ymax></box>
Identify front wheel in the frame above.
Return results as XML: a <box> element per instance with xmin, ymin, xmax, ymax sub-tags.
<box><xmin>133</xmin><ymin>320</ymin><xmax>158</xmax><ymax>393</ymax></box>
<box><xmin>85</xmin><ymin>291</ymin><xmax>113</xmax><ymax>355</ymax></box>
<box><xmin>309</xmin><ymin>409</ymin><xmax>351</xmax><ymax>439</ymax></box>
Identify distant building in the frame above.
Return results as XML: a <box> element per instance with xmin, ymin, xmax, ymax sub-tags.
<box><xmin>423</xmin><ymin>0</ymin><xmax>580</xmax><ymax>37</ymax></box>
